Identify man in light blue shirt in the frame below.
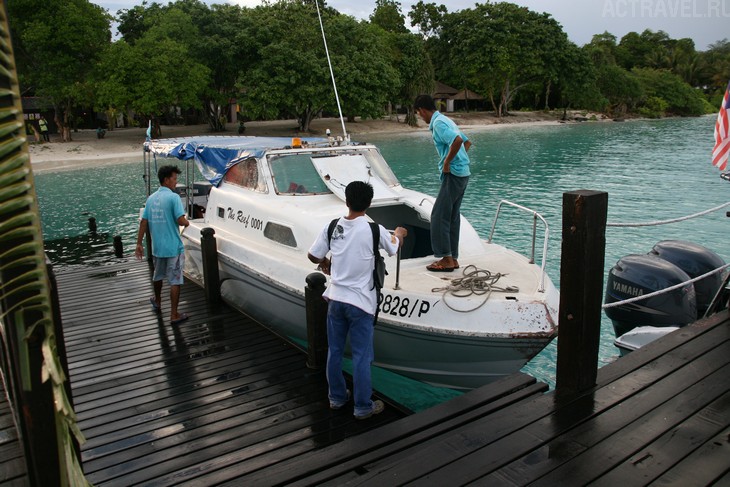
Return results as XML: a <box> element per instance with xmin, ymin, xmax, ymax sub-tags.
<box><xmin>135</xmin><ymin>165</ymin><xmax>190</xmax><ymax>323</ymax></box>
<box><xmin>414</xmin><ymin>94</ymin><xmax>472</xmax><ymax>272</ymax></box>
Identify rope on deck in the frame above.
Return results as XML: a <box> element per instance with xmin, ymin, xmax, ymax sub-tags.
<box><xmin>432</xmin><ymin>265</ymin><xmax>519</xmax><ymax>313</ymax></box>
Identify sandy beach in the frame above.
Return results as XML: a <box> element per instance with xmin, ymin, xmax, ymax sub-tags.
<box><xmin>27</xmin><ymin>110</ymin><xmax>600</xmax><ymax>173</ymax></box>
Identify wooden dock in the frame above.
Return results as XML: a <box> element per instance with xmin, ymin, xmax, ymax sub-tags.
<box><xmin>55</xmin><ymin>258</ymin><xmax>405</xmax><ymax>485</ymax></box>
<box><xmin>4</xmin><ymin>253</ymin><xmax>728</xmax><ymax>485</ymax></box>
<box><xmin>239</xmin><ymin>310</ymin><xmax>730</xmax><ymax>486</ymax></box>
<box><xmin>0</xmin><ymin>376</ymin><xmax>28</xmax><ymax>486</ymax></box>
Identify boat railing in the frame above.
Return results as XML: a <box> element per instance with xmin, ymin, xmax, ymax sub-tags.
<box><xmin>488</xmin><ymin>199</ymin><xmax>550</xmax><ymax>292</ymax></box>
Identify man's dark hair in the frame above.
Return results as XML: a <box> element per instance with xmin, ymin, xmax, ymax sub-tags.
<box><xmin>158</xmin><ymin>165</ymin><xmax>182</xmax><ymax>185</ymax></box>
<box><xmin>414</xmin><ymin>94</ymin><xmax>436</xmax><ymax>111</ymax></box>
<box><xmin>345</xmin><ymin>181</ymin><xmax>374</xmax><ymax>212</ymax></box>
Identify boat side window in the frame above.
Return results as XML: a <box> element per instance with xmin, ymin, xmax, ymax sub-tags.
<box><xmin>264</xmin><ymin>222</ymin><xmax>297</xmax><ymax>247</ymax></box>
<box><xmin>268</xmin><ymin>154</ymin><xmax>331</xmax><ymax>195</ymax></box>
<box><xmin>222</xmin><ymin>158</ymin><xmax>266</xmax><ymax>192</ymax></box>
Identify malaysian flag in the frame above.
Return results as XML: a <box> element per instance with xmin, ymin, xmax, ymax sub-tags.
<box><xmin>713</xmin><ymin>81</ymin><xmax>730</xmax><ymax>171</ymax></box>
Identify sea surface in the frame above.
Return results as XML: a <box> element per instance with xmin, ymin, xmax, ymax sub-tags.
<box><xmin>35</xmin><ymin>115</ymin><xmax>729</xmax><ymax>410</ymax></box>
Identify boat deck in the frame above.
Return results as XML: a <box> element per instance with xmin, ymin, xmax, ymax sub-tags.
<box><xmin>55</xmin><ymin>258</ymin><xmax>404</xmax><ymax>485</ymax></box>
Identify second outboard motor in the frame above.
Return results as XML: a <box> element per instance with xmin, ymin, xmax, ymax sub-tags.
<box><xmin>649</xmin><ymin>240</ymin><xmax>726</xmax><ymax>317</ymax></box>
<box><xmin>605</xmin><ymin>254</ymin><xmax>696</xmax><ymax>337</ymax></box>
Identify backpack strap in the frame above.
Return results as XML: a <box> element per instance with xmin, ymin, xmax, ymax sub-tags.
<box><xmin>370</xmin><ymin>222</ymin><xmax>383</xmax><ymax>326</ymax></box>
<box><xmin>369</xmin><ymin>222</ymin><xmax>379</xmax><ymax>267</ymax></box>
<box><xmin>326</xmin><ymin>218</ymin><xmax>339</xmax><ymax>248</ymax></box>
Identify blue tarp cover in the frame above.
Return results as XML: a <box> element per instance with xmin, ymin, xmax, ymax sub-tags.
<box><xmin>145</xmin><ymin>136</ymin><xmax>329</xmax><ymax>186</ymax></box>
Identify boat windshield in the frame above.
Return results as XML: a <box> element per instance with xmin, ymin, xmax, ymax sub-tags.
<box><xmin>268</xmin><ymin>148</ymin><xmax>400</xmax><ymax>195</ymax></box>
<box><xmin>268</xmin><ymin>153</ymin><xmax>332</xmax><ymax>194</ymax></box>
<box><xmin>358</xmin><ymin>149</ymin><xmax>400</xmax><ymax>187</ymax></box>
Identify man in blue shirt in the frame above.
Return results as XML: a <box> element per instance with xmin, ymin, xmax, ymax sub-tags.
<box><xmin>135</xmin><ymin>165</ymin><xmax>190</xmax><ymax>323</ymax></box>
<box><xmin>414</xmin><ymin>94</ymin><xmax>472</xmax><ymax>272</ymax></box>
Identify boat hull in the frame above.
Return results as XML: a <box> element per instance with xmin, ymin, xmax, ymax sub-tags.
<box><xmin>183</xmin><ymin>239</ymin><xmax>554</xmax><ymax>391</ymax></box>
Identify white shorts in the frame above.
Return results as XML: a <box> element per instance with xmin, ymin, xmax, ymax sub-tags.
<box><xmin>152</xmin><ymin>254</ymin><xmax>185</xmax><ymax>285</ymax></box>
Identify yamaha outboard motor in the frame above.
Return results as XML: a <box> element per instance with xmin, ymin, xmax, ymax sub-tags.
<box><xmin>649</xmin><ymin>240</ymin><xmax>726</xmax><ymax>317</ymax></box>
<box><xmin>605</xmin><ymin>254</ymin><xmax>696</xmax><ymax>337</ymax></box>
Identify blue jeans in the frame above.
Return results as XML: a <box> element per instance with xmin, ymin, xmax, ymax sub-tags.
<box><xmin>431</xmin><ymin>173</ymin><xmax>469</xmax><ymax>259</ymax></box>
<box><xmin>326</xmin><ymin>300</ymin><xmax>375</xmax><ymax>416</ymax></box>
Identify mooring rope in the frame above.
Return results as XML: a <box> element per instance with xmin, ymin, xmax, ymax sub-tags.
<box><xmin>602</xmin><ymin>262</ymin><xmax>730</xmax><ymax>309</ymax></box>
<box><xmin>601</xmin><ymin>201</ymin><xmax>730</xmax><ymax>308</ymax></box>
<box><xmin>431</xmin><ymin>265</ymin><xmax>520</xmax><ymax>313</ymax></box>
<box><xmin>607</xmin><ymin>201</ymin><xmax>730</xmax><ymax>227</ymax></box>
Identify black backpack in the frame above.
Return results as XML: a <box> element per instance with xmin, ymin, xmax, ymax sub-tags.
<box><xmin>327</xmin><ymin>218</ymin><xmax>387</xmax><ymax>321</ymax></box>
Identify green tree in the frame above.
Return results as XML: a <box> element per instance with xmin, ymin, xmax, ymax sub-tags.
<box><xmin>370</xmin><ymin>0</ymin><xmax>408</xmax><ymax>34</ymax></box>
<box><xmin>326</xmin><ymin>17</ymin><xmax>400</xmax><ymax>123</ymax></box>
<box><xmin>633</xmin><ymin>67</ymin><xmax>710</xmax><ymax>116</ymax></box>
<box><xmin>408</xmin><ymin>1</ymin><xmax>447</xmax><ymax>39</ymax></box>
<box><xmin>595</xmin><ymin>63</ymin><xmax>643</xmax><ymax>116</ymax></box>
<box><xmin>441</xmin><ymin>3</ymin><xmax>570</xmax><ymax>117</ymax></box>
<box><xmin>177</xmin><ymin>1</ymin><xmax>254</xmax><ymax>131</ymax></box>
<box><xmin>389</xmin><ymin>32</ymin><xmax>434</xmax><ymax>126</ymax></box>
<box><xmin>555</xmin><ymin>42</ymin><xmax>604</xmax><ymax>115</ymax></box>
<box><xmin>95</xmin><ymin>7</ymin><xmax>209</xmax><ymax>137</ymax></box>
<box><xmin>8</xmin><ymin>0</ymin><xmax>112</xmax><ymax>141</ymax></box>
<box><xmin>700</xmin><ymin>39</ymin><xmax>730</xmax><ymax>97</ymax></box>
<box><xmin>241</xmin><ymin>2</ymin><xmax>396</xmax><ymax>132</ymax></box>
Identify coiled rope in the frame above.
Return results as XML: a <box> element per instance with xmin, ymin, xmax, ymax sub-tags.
<box><xmin>431</xmin><ymin>265</ymin><xmax>519</xmax><ymax>313</ymax></box>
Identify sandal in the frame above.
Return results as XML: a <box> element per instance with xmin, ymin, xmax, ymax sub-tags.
<box><xmin>426</xmin><ymin>262</ymin><xmax>455</xmax><ymax>272</ymax></box>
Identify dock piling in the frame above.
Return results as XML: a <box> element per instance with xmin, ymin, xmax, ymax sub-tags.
<box><xmin>556</xmin><ymin>190</ymin><xmax>608</xmax><ymax>395</ymax></box>
<box><xmin>88</xmin><ymin>217</ymin><xmax>97</xmax><ymax>233</ymax></box>
<box><xmin>200</xmin><ymin>227</ymin><xmax>221</xmax><ymax>305</ymax></box>
<box><xmin>113</xmin><ymin>236</ymin><xmax>123</xmax><ymax>257</ymax></box>
<box><xmin>305</xmin><ymin>272</ymin><xmax>328</xmax><ymax>369</ymax></box>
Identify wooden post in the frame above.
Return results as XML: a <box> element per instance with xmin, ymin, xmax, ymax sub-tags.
<box><xmin>556</xmin><ymin>190</ymin><xmax>608</xmax><ymax>395</ymax></box>
<box><xmin>113</xmin><ymin>235</ymin><xmax>123</xmax><ymax>258</ymax></box>
<box><xmin>200</xmin><ymin>227</ymin><xmax>221</xmax><ymax>305</ymax></box>
<box><xmin>305</xmin><ymin>272</ymin><xmax>328</xmax><ymax>369</ymax></box>
<box><xmin>88</xmin><ymin>217</ymin><xmax>97</xmax><ymax>233</ymax></box>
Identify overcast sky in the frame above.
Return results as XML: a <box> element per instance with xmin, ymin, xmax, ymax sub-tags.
<box><xmin>92</xmin><ymin>0</ymin><xmax>728</xmax><ymax>50</ymax></box>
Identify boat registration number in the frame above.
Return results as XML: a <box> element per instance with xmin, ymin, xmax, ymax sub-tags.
<box><xmin>378</xmin><ymin>293</ymin><xmax>431</xmax><ymax>318</ymax></box>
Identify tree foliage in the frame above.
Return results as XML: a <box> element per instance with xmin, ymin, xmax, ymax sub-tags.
<box><xmin>239</xmin><ymin>1</ymin><xmax>398</xmax><ymax>132</ymax></box>
<box><xmin>428</xmin><ymin>3</ymin><xmax>571</xmax><ymax>116</ymax></box>
<box><xmin>95</xmin><ymin>6</ymin><xmax>209</xmax><ymax>137</ymax></box>
<box><xmin>10</xmin><ymin>0</ymin><xmax>730</xmax><ymax>132</ymax></box>
<box><xmin>8</xmin><ymin>0</ymin><xmax>111</xmax><ymax>141</ymax></box>
<box><xmin>370</xmin><ymin>0</ymin><xmax>408</xmax><ymax>34</ymax></box>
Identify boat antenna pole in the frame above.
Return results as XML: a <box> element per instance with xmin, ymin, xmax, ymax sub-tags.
<box><xmin>314</xmin><ymin>0</ymin><xmax>348</xmax><ymax>141</ymax></box>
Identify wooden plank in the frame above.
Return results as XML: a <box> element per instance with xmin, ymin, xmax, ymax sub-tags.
<box><xmin>331</xmin><ymin>320</ymin><xmax>729</xmax><ymax>486</ymax></box>
<box><xmin>240</xmin><ymin>373</ymin><xmax>545</xmax><ymax>486</ymax></box>
<box><xmin>647</xmin><ymin>427</ymin><xmax>730</xmax><ymax>486</ymax></box>
<box><xmin>589</xmin><ymin>394</ymin><xmax>730</xmax><ymax>486</ymax></box>
<box><xmin>479</xmin><ymin>359</ymin><xmax>730</xmax><ymax>486</ymax></box>
<box><xmin>53</xmin><ymin>258</ymin><xmax>404</xmax><ymax>485</ymax></box>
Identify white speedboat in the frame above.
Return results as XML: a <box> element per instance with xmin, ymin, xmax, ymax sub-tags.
<box><xmin>143</xmin><ymin>135</ymin><xmax>559</xmax><ymax>390</ymax></box>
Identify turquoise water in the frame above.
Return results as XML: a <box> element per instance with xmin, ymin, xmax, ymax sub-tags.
<box><xmin>35</xmin><ymin>115</ymin><xmax>728</xmax><ymax>408</ymax></box>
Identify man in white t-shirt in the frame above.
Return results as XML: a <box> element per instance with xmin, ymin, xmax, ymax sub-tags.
<box><xmin>308</xmin><ymin>181</ymin><xmax>407</xmax><ymax>419</ymax></box>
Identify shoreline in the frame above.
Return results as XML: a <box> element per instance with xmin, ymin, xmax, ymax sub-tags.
<box><xmin>28</xmin><ymin>110</ymin><xmax>611</xmax><ymax>173</ymax></box>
